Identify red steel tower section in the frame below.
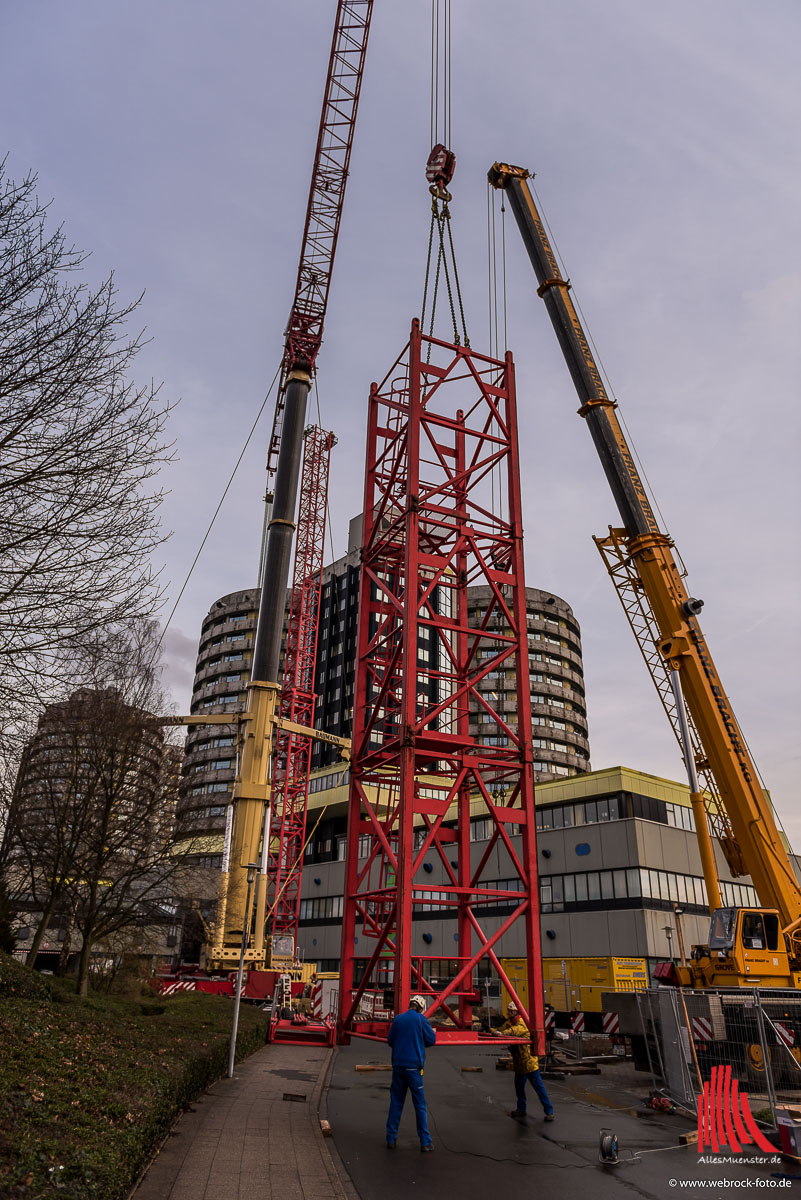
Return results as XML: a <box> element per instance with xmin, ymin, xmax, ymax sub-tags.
<box><xmin>338</xmin><ymin>321</ymin><xmax>544</xmax><ymax>1049</ymax></box>
<box><xmin>268</xmin><ymin>425</ymin><xmax>334</xmax><ymax>939</ymax></box>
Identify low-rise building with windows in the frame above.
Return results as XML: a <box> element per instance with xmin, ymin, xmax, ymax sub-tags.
<box><xmin>294</xmin><ymin>764</ymin><xmax>773</xmax><ymax>983</ymax></box>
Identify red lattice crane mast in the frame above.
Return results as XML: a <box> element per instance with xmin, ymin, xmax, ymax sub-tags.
<box><xmin>262</xmin><ymin>0</ymin><xmax>373</xmax><ymax>956</ymax></box>
<box><xmin>269</xmin><ymin>426</ymin><xmax>334</xmax><ymax>941</ymax></box>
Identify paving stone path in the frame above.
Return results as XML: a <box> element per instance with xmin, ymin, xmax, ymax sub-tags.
<box><xmin>133</xmin><ymin>1042</ymin><xmax>357</xmax><ymax>1200</ymax></box>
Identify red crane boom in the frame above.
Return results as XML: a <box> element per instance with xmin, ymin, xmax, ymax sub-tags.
<box><xmin>262</xmin><ymin>0</ymin><xmax>373</xmax><ymax>958</ymax></box>
<box><xmin>265</xmin><ymin>0</ymin><xmax>373</xmax><ymax>488</ymax></box>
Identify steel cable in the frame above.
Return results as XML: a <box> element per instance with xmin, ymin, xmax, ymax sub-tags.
<box><xmin>154</xmin><ymin>363</ymin><xmax>282</xmax><ymax>657</ymax></box>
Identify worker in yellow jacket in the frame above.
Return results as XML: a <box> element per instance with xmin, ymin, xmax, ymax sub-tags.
<box><xmin>493</xmin><ymin>1001</ymin><xmax>554</xmax><ymax>1122</ymax></box>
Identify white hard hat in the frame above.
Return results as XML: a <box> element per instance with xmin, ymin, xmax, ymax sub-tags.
<box><xmin>507</xmin><ymin>1000</ymin><xmax>519</xmax><ymax>1012</ymax></box>
<box><xmin>410</xmin><ymin>995</ymin><xmax>427</xmax><ymax>1011</ymax></box>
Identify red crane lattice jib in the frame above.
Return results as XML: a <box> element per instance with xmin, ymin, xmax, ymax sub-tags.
<box><xmin>338</xmin><ymin>321</ymin><xmax>545</xmax><ymax>1050</ymax></box>
<box><xmin>285</xmin><ymin>0</ymin><xmax>373</xmax><ymax>373</ymax></box>
<box><xmin>269</xmin><ymin>426</ymin><xmax>334</xmax><ymax>940</ymax></box>
<box><xmin>267</xmin><ymin>0</ymin><xmax>374</xmax><ymax>480</ymax></box>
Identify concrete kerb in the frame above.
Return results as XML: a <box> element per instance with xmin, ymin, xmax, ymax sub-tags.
<box><xmin>318</xmin><ymin>1043</ymin><xmax>361</xmax><ymax>1200</ymax></box>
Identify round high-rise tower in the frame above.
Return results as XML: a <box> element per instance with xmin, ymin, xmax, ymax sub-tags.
<box><xmin>466</xmin><ymin>585</ymin><xmax>590</xmax><ymax>780</ymax></box>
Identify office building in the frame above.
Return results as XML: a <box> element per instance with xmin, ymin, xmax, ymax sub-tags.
<box><xmin>294</xmin><ymin>763</ymin><xmax>766</xmax><ymax>983</ymax></box>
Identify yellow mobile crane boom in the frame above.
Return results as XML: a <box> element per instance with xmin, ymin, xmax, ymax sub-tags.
<box><xmin>197</xmin><ymin>1</ymin><xmax>372</xmax><ymax>975</ymax></box>
<box><xmin>489</xmin><ymin>162</ymin><xmax>801</xmax><ymax>989</ymax></box>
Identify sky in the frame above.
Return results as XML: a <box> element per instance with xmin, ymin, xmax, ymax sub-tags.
<box><xmin>2</xmin><ymin>1</ymin><xmax>799</xmax><ymax>838</ymax></box>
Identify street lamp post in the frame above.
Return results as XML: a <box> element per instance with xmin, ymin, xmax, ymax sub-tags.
<box><xmin>663</xmin><ymin>923</ymin><xmax>675</xmax><ymax>964</ymax></box>
<box><xmin>228</xmin><ymin>862</ymin><xmax>258</xmax><ymax>1079</ymax></box>
<box><xmin>673</xmin><ymin>906</ymin><xmax>687</xmax><ymax>968</ymax></box>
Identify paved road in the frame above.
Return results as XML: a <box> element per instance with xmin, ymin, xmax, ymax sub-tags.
<box><xmin>324</xmin><ymin>1041</ymin><xmax>798</xmax><ymax>1200</ymax></box>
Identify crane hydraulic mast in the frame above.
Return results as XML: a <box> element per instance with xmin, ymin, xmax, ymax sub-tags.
<box><xmin>205</xmin><ymin>0</ymin><xmax>372</xmax><ymax>973</ymax></box>
<box><xmin>489</xmin><ymin>162</ymin><xmax>801</xmax><ymax>988</ymax></box>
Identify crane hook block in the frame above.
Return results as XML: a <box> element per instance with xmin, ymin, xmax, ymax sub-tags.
<box><xmin>426</xmin><ymin>143</ymin><xmax>456</xmax><ymax>195</ymax></box>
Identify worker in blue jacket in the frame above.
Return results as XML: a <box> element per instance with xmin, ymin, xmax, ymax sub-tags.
<box><xmin>385</xmin><ymin>994</ymin><xmax>436</xmax><ymax>1151</ymax></box>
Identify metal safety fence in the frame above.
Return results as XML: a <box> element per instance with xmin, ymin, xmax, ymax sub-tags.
<box><xmin>634</xmin><ymin>987</ymin><xmax>801</xmax><ymax>1127</ymax></box>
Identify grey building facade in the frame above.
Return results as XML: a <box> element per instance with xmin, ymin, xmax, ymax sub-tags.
<box><xmin>294</xmin><ymin>764</ymin><xmax>763</xmax><ymax>986</ymax></box>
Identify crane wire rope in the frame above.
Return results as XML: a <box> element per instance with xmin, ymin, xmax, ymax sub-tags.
<box><xmin>430</xmin><ymin>0</ymin><xmax>437</xmax><ymax>148</ymax></box>
<box><xmin>501</xmin><ymin>192</ymin><xmax>508</xmax><ymax>355</ymax></box>
<box><xmin>486</xmin><ymin>182</ymin><xmax>497</xmax><ymax>578</ymax></box>
<box><xmin>486</xmin><ymin>181</ymin><xmax>497</xmax><ymax>358</ymax></box>
<box><xmin>154</xmin><ymin>364</ymin><xmax>282</xmax><ymax>659</ymax></box>
<box><xmin>429</xmin><ymin>0</ymin><xmax>452</xmax><ymax>149</ymax></box>
<box><xmin>447</xmin><ymin>0</ymin><xmax>452</xmax><ymax>146</ymax></box>
<box><xmin>486</xmin><ymin>184</ymin><xmax>507</xmax><ymax>522</ymax></box>
<box><xmin>421</xmin><ymin>0</ymin><xmax>467</xmax><ymax>356</ymax></box>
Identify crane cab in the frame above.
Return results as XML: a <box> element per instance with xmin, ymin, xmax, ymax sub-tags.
<box><xmin>675</xmin><ymin>907</ymin><xmax>801</xmax><ymax>989</ymax></box>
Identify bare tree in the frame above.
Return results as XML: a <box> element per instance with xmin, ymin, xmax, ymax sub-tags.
<box><xmin>0</xmin><ymin>161</ymin><xmax>173</xmax><ymax>750</ymax></box>
<box><xmin>5</xmin><ymin>622</ymin><xmax>197</xmax><ymax>994</ymax></box>
<box><xmin>0</xmin><ymin>871</ymin><xmax>15</xmax><ymax>953</ymax></box>
<box><xmin>6</xmin><ymin>711</ymin><xmax>99</xmax><ymax>965</ymax></box>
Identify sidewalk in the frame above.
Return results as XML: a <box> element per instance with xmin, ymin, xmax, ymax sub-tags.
<box><xmin>133</xmin><ymin>1042</ymin><xmax>358</xmax><ymax>1200</ymax></box>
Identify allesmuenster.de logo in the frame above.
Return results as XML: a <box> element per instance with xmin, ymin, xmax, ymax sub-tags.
<box><xmin>697</xmin><ymin>1065</ymin><xmax>775</xmax><ymax>1155</ymax></box>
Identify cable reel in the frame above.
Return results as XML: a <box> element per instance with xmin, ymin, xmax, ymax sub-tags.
<box><xmin>598</xmin><ymin>1128</ymin><xmax>620</xmax><ymax>1165</ymax></box>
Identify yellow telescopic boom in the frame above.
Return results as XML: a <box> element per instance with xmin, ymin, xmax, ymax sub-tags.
<box><xmin>489</xmin><ymin>162</ymin><xmax>800</xmax><ymax>938</ymax></box>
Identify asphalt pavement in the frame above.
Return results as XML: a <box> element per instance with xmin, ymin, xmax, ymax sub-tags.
<box><xmin>324</xmin><ymin>1042</ymin><xmax>800</xmax><ymax>1200</ymax></box>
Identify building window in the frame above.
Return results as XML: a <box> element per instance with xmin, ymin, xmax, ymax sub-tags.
<box><xmin>665</xmin><ymin>802</ymin><xmax>695</xmax><ymax>831</ymax></box>
<box><xmin>194</xmin><ymin>855</ymin><xmax>223</xmax><ymax>869</ymax></box>
<box><xmin>299</xmin><ymin>895</ymin><xmax>344</xmax><ymax>921</ymax></box>
<box><xmin>537</xmin><ymin>866</ymin><xmax>755</xmax><ymax>914</ymax></box>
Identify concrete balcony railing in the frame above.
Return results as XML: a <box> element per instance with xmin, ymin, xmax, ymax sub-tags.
<box><xmin>530</xmin><ymin>724</ymin><xmax>590</xmax><ymax>756</ymax></box>
<box><xmin>531</xmin><ymin>698</ymin><xmax>588</xmax><ymax>725</ymax></box>
<box><xmin>197</xmin><ymin>630</ymin><xmax>253</xmax><ymax>660</ymax></box>
<box><xmin>535</xmin><ymin>745</ymin><xmax>590</xmax><ymax>770</ymax></box>
<box><xmin>193</xmin><ymin>656</ymin><xmax>252</xmax><ymax>687</ymax></box>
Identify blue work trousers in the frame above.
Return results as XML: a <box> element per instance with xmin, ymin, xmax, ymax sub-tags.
<box><xmin>514</xmin><ymin>1070</ymin><xmax>553</xmax><ymax>1116</ymax></box>
<box><xmin>386</xmin><ymin>1066</ymin><xmax>432</xmax><ymax>1146</ymax></box>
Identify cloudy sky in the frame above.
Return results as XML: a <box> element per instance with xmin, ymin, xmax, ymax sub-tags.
<box><xmin>3</xmin><ymin>2</ymin><xmax>799</xmax><ymax>836</ymax></box>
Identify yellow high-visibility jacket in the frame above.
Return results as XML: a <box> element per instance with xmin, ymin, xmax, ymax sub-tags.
<box><xmin>496</xmin><ymin>1017</ymin><xmax>539</xmax><ymax>1074</ymax></box>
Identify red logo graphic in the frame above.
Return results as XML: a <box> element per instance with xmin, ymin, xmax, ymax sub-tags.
<box><xmin>697</xmin><ymin>1065</ymin><xmax>774</xmax><ymax>1154</ymax></box>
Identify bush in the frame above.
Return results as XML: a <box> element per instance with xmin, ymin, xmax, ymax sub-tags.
<box><xmin>0</xmin><ymin>950</ymin><xmax>51</xmax><ymax>1000</ymax></box>
<box><xmin>0</xmin><ymin>955</ymin><xmax>267</xmax><ymax>1198</ymax></box>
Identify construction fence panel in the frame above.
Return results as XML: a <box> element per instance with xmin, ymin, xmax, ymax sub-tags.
<box><xmin>636</xmin><ymin>987</ymin><xmax>801</xmax><ymax>1127</ymax></box>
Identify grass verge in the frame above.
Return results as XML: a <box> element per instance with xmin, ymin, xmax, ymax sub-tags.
<box><xmin>0</xmin><ymin>952</ymin><xmax>268</xmax><ymax>1199</ymax></box>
